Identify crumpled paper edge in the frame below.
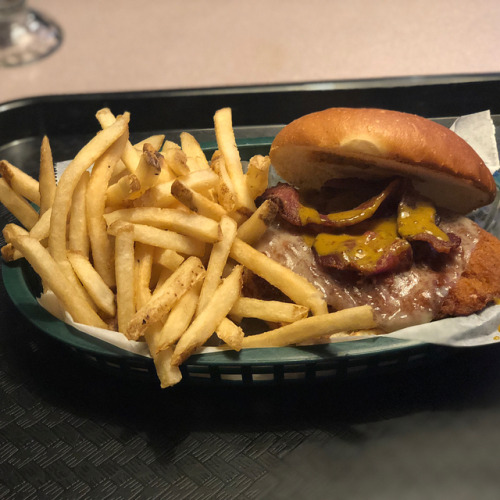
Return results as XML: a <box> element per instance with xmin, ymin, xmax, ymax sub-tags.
<box><xmin>37</xmin><ymin>291</ymin><xmax>232</xmax><ymax>358</ymax></box>
<box><xmin>386</xmin><ymin>303</ymin><xmax>500</xmax><ymax>346</ymax></box>
<box><xmin>450</xmin><ymin>110</ymin><xmax>499</xmax><ymax>173</ymax></box>
<box><xmin>38</xmin><ymin>289</ymin><xmax>500</xmax><ymax>353</ymax></box>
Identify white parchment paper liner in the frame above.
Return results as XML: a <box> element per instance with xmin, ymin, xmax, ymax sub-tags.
<box><xmin>450</xmin><ymin>110</ymin><xmax>500</xmax><ymax>173</ymax></box>
<box><xmin>38</xmin><ymin>291</ymin><xmax>229</xmax><ymax>357</ymax></box>
<box><xmin>41</xmin><ymin>111</ymin><xmax>500</xmax><ymax>357</ymax></box>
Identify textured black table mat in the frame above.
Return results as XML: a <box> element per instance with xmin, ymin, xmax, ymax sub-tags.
<box><xmin>3</xmin><ymin>274</ymin><xmax>500</xmax><ymax>499</ymax></box>
<box><xmin>3</xmin><ymin>78</ymin><xmax>500</xmax><ymax>499</ymax></box>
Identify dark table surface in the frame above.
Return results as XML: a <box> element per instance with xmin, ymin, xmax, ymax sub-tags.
<box><xmin>3</xmin><ymin>77</ymin><xmax>500</xmax><ymax>499</ymax></box>
<box><xmin>3</xmin><ymin>296</ymin><xmax>500</xmax><ymax>499</ymax></box>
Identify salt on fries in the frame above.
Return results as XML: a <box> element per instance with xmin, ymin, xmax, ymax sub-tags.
<box><xmin>0</xmin><ymin>106</ymin><xmax>376</xmax><ymax>388</ymax></box>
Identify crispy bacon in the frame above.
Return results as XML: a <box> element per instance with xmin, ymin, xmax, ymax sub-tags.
<box><xmin>260</xmin><ymin>180</ymin><xmax>461</xmax><ymax>277</ymax></box>
<box><xmin>409</xmin><ymin>232</ymin><xmax>461</xmax><ymax>254</ymax></box>
<box><xmin>312</xmin><ymin>218</ymin><xmax>413</xmax><ymax>275</ymax></box>
<box><xmin>315</xmin><ymin>238</ymin><xmax>413</xmax><ymax>275</ymax></box>
<box><xmin>259</xmin><ymin>183</ymin><xmax>303</xmax><ymax>225</ymax></box>
<box><xmin>397</xmin><ymin>190</ymin><xmax>461</xmax><ymax>254</ymax></box>
<box><xmin>260</xmin><ymin>180</ymin><xmax>401</xmax><ymax>229</ymax></box>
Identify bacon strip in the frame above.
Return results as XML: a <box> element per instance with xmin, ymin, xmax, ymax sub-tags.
<box><xmin>260</xmin><ymin>180</ymin><xmax>460</xmax><ymax>276</ymax></box>
<box><xmin>259</xmin><ymin>183</ymin><xmax>303</xmax><ymax>225</ymax></box>
<box><xmin>260</xmin><ymin>180</ymin><xmax>400</xmax><ymax>229</ymax></box>
<box><xmin>397</xmin><ymin>190</ymin><xmax>461</xmax><ymax>254</ymax></box>
<box><xmin>312</xmin><ymin>217</ymin><xmax>413</xmax><ymax>275</ymax></box>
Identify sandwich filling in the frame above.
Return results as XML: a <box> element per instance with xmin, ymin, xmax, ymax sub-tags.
<box><xmin>254</xmin><ymin>179</ymin><xmax>480</xmax><ymax>332</ymax></box>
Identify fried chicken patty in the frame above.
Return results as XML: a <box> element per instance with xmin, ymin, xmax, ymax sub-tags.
<box><xmin>438</xmin><ymin>225</ymin><xmax>500</xmax><ymax>318</ymax></box>
<box><xmin>244</xmin><ymin>217</ymin><xmax>500</xmax><ymax>332</ymax></box>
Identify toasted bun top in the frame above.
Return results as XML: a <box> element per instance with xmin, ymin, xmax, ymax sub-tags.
<box><xmin>270</xmin><ymin>107</ymin><xmax>496</xmax><ymax>214</ymax></box>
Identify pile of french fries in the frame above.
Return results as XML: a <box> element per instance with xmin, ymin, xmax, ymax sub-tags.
<box><xmin>0</xmin><ymin>107</ymin><xmax>375</xmax><ymax>387</ymax></box>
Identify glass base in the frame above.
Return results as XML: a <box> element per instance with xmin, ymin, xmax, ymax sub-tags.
<box><xmin>0</xmin><ymin>9</ymin><xmax>62</xmax><ymax>67</ymax></box>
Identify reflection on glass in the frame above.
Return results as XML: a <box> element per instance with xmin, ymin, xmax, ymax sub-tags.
<box><xmin>0</xmin><ymin>0</ymin><xmax>62</xmax><ymax>67</ymax></box>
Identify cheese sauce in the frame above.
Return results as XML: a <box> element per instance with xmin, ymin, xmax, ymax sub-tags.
<box><xmin>312</xmin><ymin>217</ymin><xmax>411</xmax><ymax>274</ymax></box>
<box><xmin>255</xmin><ymin>216</ymin><xmax>480</xmax><ymax>332</ymax></box>
<box><xmin>398</xmin><ymin>196</ymin><xmax>450</xmax><ymax>242</ymax></box>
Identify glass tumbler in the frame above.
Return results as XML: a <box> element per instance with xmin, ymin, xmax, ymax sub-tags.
<box><xmin>0</xmin><ymin>0</ymin><xmax>62</xmax><ymax>67</ymax></box>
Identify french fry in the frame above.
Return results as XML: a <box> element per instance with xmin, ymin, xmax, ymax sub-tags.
<box><xmin>135</xmin><ymin>180</ymin><xmax>177</xmax><ymax>208</ymax></box>
<box><xmin>154</xmin><ymin>247</ymin><xmax>185</xmax><ymax>271</ymax></box>
<box><xmin>180</xmin><ymin>132</ymin><xmax>210</xmax><ymax>171</ymax></box>
<box><xmin>2</xmin><ymin>222</ymin><xmax>32</xmax><ymax>264</ymax></box>
<box><xmin>150</xmin><ymin>147</ymin><xmax>178</xmax><ymax>184</ymax></box>
<box><xmin>29</xmin><ymin>207</ymin><xmax>51</xmax><ymax>241</ymax></box>
<box><xmin>226</xmin><ymin>210</ymin><xmax>249</xmax><ymax>227</ymax></box>
<box><xmin>9</xmin><ymin>231</ymin><xmax>108</xmax><ymax>329</ymax></box>
<box><xmin>0</xmin><ymin>160</ymin><xmax>40</xmax><ymax>206</ymax></box>
<box><xmin>107</xmin><ymin>160</ymin><xmax>128</xmax><ymax>183</ymax></box>
<box><xmin>39</xmin><ymin>136</ymin><xmax>56</xmax><ymax>216</ymax></box>
<box><xmin>245</xmin><ymin>154</ymin><xmax>271</xmax><ymax>200</ymax></box>
<box><xmin>67</xmin><ymin>251</ymin><xmax>116</xmax><ymax>317</ymax></box>
<box><xmin>107</xmin><ymin>220</ymin><xmax>206</xmax><ymax>257</ymax></box>
<box><xmin>105</xmin><ymin>173</ymin><xmax>141</xmax><ymax>207</ymax></box>
<box><xmin>69</xmin><ymin>171</ymin><xmax>90</xmax><ymax>257</ymax></box>
<box><xmin>215</xmin><ymin>317</ymin><xmax>244</xmax><ymax>351</ymax></box>
<box><xmin>10</xmin><ymin>202</ymin><xmax>94</xmax><ymax>309</ymax></box>
<box><xmin>241</xmin><ymin>306</ymin><xmax>376</xmax><ymax>348</ymax></box>
<box><xmin>49</xmin><ymin>113</ymin><xmax>130</xmax><ymax>265</ymax></box>
<box><xmin>214</xmin><ymin>107</ymin><xmax>256</xmax><ymax>213</ymax></box>
<box><xmin>171</xmin><ymin>179</ymin><xmax>227</xmax><ymax>221</ymax></box>
<box><xmin>126</xmin><ymin>256</ymin><xmax>206</xmax><ymax>340</ymax></box>
<box><xmin>156</xmin><ymin>159</ymin><xmax>177</xmax><ymax>185</ymax></box>
<box><xmin>87</xmin><ymin>129</ymin><xmax>129</xmax><ymax>287</ymax></box>
<box><xmin>196</xmin><ymin>215</ymin><xmax>237</xmax><ymax>316</ymax></box>
<box><xmin>162</xmin><ymin>148</ymin><xmax>190</xmax><ymax>177</ymax></box>
<box><xmin>114</xmin><ymin>222</ymin><xmax>136</xmax><ymax>334</ymax></box>
<box><xmin>94</xmin><ymin>107</ymin><xmax>120</xmax><ymax>128</ymax></box>
<box><xmin>230</xmin><ymin>237</ymin><xmax>328</xmax><ymax>316</ymax></box>
<box><xmin>139</xmin><ymin>168</ymin><xmax>219</xmax><ymax>208</ymax></box>
<box><xmin>158</xmin><ymin>141</ymin><xmax>182</xmax><ymax>181</ymax></box>
<box><xmin>152</xmin><ymin>266</ymin><xmax>172</xmax><ymax>294</ymax></box>
<box><xmin>211</xmin><ymin>151</ymin><xmax>237</xmax><ymax>212</ymax></box>
<box><xmin>1</xmin><ymin>243</ymin><xmax>22</xmax><ymax>262</ymax></box>
<box><xmin>236</xmin><ymin>199</ymin><xmax>278</xmax><ymax>245</ymax></box>
<box><xmin>104</xmin><ymin>207</ymin><xmax>220</xmax><ymax>243</ymax></box>
<box><xmin>145</xmin><ymin>341</ymin><xmax>182</xmax><ymax>389</ymax></box>
<box><xmin>179</xmin><ymin>168</ymin><xmax>222</xmax><ymax>195</ymax></box>
<box><xmin>127</xmin><ymin>143</ymin><xmax>163</xmax><ymax>200</ymax></box>
<box><xmin>0</xmin><ymin>178</ymin><xmax>39</xmax><ymax>229</ymax></box>
<box><xmin>134</xmin><ymin>134</ymin><xmax>165</xmax><ymax>152</ymax></box>
<box><xmin>153</xmin><ymin>280</ymin><xmax>202</xmax><ymax>352</ymax></box>
<box><xmin>230</xmin><ymin>297</ymin><xmax>309</xmax><ymax>324</ymax></box>
<box><xmin>47</xmin><ymin>115</ymin><xmax>130</xmax><ymax>317</ymax></box>
<box><xmin>161</xmin><ymin>140</ymin><xmax>180</xmax><ymax>152</ymax></box>
<box><xmin>171</xmin><ymin>265</ymin><xmax>244</xmax><ymax>365</ymax></box>
<box><xmin>3</xmin><ymin>222</ymin><xmax>28</xmax><ymax>242</ymax></box>
<box><xmin>95</xmin><ymin>108</ymin><xmax>140</xmax><ymax>173</ymax></box>
<box><xmin>143</xmin><ymin>321</ymin><xmax>163</xmax><ymax>357</ymax></box>
<box><xmin>134</xmin><ymin>243</ymin><xmax>154</xmax><ymax>310</ymax></box>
